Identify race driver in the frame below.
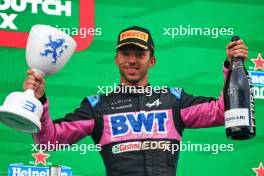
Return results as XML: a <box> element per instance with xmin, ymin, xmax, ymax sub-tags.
<box><xmin>24</xmin><ymin>26</ymin><xmax>248</xmax><ymax>176</ymax></box>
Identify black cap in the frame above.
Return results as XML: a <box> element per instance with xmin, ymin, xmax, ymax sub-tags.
<box><xmin>116</xmin><ymin>26</ymin><xmax>154</xmax><ymax>50</ymax></box>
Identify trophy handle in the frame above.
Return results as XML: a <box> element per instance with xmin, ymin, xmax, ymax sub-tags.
<box><xmin>24</xmin><ymin>89</ymin><xmax>35</xmax><ymax>97</ymax></box>
<box><xmin>32</xmin><ymin>68</ymin><xmax>46</xmax><ymax>77</ymax></box>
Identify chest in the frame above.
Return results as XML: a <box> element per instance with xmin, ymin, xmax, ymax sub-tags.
<box><xmin>93</xmin><ymin>94</ymin><xmax>180</xmax><ymax>146</ymax></box>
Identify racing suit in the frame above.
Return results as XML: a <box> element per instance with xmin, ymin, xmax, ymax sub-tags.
<box><xmin>33</xmin><ymin>62</ymin><xmax>229</xmax><ymax>176</ymax></box>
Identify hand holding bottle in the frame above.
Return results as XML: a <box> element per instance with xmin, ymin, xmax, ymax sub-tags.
<box><xmin>226</xmin><ymin>38</ymin><xmax>248</xmax><ymax>62</ymax></box>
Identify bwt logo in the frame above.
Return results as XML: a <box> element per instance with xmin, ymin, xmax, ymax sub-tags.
<box><xmin>0</xmin><ymin>0</ymin><xmax>94</xmax><ymax>52</ymax></box>
<box><xmin>40</xmin><ymin>35</ymin><xmax>68</xmax><ymax>64</ymax></box>
<box><xmin>110</xmin><ymin>111</ymin><xmax>168</xmax><ymax>137</ymax></box>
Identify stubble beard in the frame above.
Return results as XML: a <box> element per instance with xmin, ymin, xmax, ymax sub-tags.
<box><xmin>119</xmin><ymin>67</ymin><xmax>148</xmax><ymax>85</ymax></box>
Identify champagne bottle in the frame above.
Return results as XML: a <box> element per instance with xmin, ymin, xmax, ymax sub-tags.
<box><xmin>223</xmin><ymin>36</ymin><xmax>255</xmax><ymax>140</ymax></box>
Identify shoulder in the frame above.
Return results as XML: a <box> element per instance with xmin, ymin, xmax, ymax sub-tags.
<box><xmin>85</xmin><ymin>95</ymin><xmax>101</xmax><ymax>107</ymax></box>
<box><xmin>85</xmin><ymin>92</ymin><xmax>113</xmax><ymax>108</ymax></box>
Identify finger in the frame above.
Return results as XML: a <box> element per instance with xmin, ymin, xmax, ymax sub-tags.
<box><xmin>232</xmin><ymin>44</ymin><xmax>248</xmax><ymax>51</ymax></box>
<box><xmin>24</xmin><ymin>75</ymin><xmax>41</xmax><ymax>83</ymax></box>
<box><xmin>31</xmin><ymin>72</ymin><xmax>44</xmax><ymax>81</ymax></box>
<box><xmin>232</xmin><ymin>50</ymin><xmax>248</xmax><ymax>57</ymax></box>
<box><xmin>235</xmin><ymin>39</ymin><xmax>244</xmax><ymax>45</ymax></box>
<box><xmin>226</xmin><ymin>41</ymin><xmax>237</xmax><ymax>49</ymax></box>
<box><xmin>27</xmin><ymin>69</ymin><xmax>34</xmax><ymax>75</ymax></box>
<box><xmin>39</xmin><ymin>79</ymin><xmax>45</xmax><ymax>86</ymax></box>
<box><xmin>23</xmin><ymin>81</ymin><xmax>38</xmax><ymax>90</ymax></box>
<box><xmin>231</xmin><ymin>49</ymin><xmax>248</xmax><ymax>55</ymax></box>
<box><xmin>27</xmin><ymin>75</ymin><xmax>36</xmax><ymax>80</ymax></box>
<box><xmin>24</xmin><ymin>79</ymin><xmax>40</xmax><ymax>88</ymax></box>
<box><xmin>27</xmin><ymin>72</ymin><xmax>42</xmax><ymax>82</ymax></box>
<box><xmin>34</xmin><ymin>73</ymin><xmax>44</xmax><ymax>81</ymax></box>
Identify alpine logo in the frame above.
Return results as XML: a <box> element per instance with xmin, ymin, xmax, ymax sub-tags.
<box><xmin>109</xmin><ymin>110</ymin><xmax>168</xmax><ymax>137</ymax></box>
<box><xmin>40</xmin><ymin>35</ymin><xmax>68</xmax><ymax>64</ymax></box>
<box><xmin>145</xmin><ymin>99</ymin><xmax>162</xmax><ymax>107</ymax></box>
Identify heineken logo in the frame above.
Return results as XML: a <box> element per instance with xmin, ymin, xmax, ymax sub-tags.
<box><xmin>249</xmin><ymin>53</ymin><xmax>264</xmax><ymax>99</ymax></box>
<box><xmin>250</xmin><ymin>53</ymin><xmax>264</xmax><ymax>71</ymax></box>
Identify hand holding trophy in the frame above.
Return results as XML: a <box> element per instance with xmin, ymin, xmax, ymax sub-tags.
<box><xmin>0</xmin><ymin>25</ymin><xmax>77</xmax><ymax>133</ymax></box>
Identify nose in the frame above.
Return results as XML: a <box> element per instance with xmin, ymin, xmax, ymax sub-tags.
<box><xmin>127</xmin><ymin>54</ymin><xmax>137</xmax><ymax>64</ymax></box>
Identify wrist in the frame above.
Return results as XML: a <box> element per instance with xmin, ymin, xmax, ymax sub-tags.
<box><xmin>224</xmin><ymin>59</ymin><xmax>230</xmax><ymax>69</ymax></box>
<box><xmin>38</xmin><ymin>93</ymin><xmax>47</xmax><ymax>105</ymax></box>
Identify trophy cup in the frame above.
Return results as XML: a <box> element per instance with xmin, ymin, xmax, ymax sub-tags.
<box><xmin>0</xmin><ymin>24</ymin><xmax>77</xmax><ymax>133</ymax></box>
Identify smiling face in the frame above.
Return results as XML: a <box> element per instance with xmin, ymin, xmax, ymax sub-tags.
<box><xmin>115</xmin><ymin>45</ymin><xmax>156</xmax><ymax>86</ymax></box>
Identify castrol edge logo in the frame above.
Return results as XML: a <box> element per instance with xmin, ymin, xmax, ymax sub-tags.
<box><xmin>112</xmin><ymin>141</ymin><xmax>171</xmax><ymax>154</ymax></box>
<box><xmin>0</xmin><ymin>0</ymin><xmax>94</xmax><ymax>52</ymax></box>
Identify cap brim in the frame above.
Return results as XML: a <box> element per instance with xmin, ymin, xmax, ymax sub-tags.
<box><xmin>116</xmin><ymin>42</ymin><xmax>148</xmax><ymax>50</ymax></box>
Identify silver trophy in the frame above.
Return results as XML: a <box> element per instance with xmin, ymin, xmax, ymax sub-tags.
<box><xmin>0</xmin><ymin>25</ymin><xmax>77</xmax><ymax>133</ymax></box>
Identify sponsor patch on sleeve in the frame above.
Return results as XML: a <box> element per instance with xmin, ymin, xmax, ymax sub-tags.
<box><xmin>169</xmin><ymin>87</ymin><xmax>182</xmax><ymax>100</ymax></box>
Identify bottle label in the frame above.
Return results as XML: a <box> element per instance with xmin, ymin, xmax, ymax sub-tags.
<box><xmin>247</xmin><ymin>75</ymin><xmax>255</xmax><ymax>121</ymax></box>
<box><xmin>225</xmin><ymin>108</ymin><xmax>250</xmax><ymax>128</ymax></box>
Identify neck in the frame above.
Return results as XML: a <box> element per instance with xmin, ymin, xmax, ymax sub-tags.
<box><xmin>120</xmin><ymin>77</ymin><xmax>148</xmax><ymax>87</ymax></box>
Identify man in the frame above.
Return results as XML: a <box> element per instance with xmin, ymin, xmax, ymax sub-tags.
<box><xmin>24</xmin><ymin>26</ymin><xmax>248</xmax><ymax>176</ymax></box>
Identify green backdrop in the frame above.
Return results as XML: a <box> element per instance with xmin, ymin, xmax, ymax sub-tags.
<box><xmin>0</xmin><ymin>0</ymin><xmax>263</xmax><ymax>175</ymax></box>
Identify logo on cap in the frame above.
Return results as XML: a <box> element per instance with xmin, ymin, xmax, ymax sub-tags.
<box><xmin>116</xmin><ymin>26</ymin><xmax>154</xmax><ymax>50</ymax></box>
<box><xmin>120</xmin><ymin>30</ymin><xmax>149</xmax><ymax>42</ymax></box>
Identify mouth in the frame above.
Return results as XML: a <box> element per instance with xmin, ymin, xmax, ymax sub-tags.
<box><xmin>125</xmin><ymin>66</ymin><xmax>139</xmax><ymax>75</ymax></box>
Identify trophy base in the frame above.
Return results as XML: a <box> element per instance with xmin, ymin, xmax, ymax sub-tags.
<box><xmin>0</xmin><ymin>106</ymin><xmax>41</xmax><ymax>134</ymax></box>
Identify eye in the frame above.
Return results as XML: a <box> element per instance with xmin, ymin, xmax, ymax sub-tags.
<box><xmin>136</xmin><ymin>52</ymin><xmax>145</xmax><ymax>58</ymax></box>
<box><xmin>121</xmin><ymin>51</ymin><xmax>129</xmax><ymax>56</ymax></box>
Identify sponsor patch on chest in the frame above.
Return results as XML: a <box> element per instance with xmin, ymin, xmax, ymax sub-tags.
<box><xmin>110</xmin><ymin>110</ymin><xmax>168</xmax><ymax>137</ymax></box>
<box><xmin>99</xmin><ymin>109</ymin><xmax>182</xmax><ymax>145</ymax></box>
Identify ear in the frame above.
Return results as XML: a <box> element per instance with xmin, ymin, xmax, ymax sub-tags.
<box><xmin>149</xmin><ymin>56</ymin><xmax>156</xmax><ymax>68</ymax></box>
<box><xmin>115</xmin><ymin>54</ymin><xmax>119</xmax><ymax>66</ymax></box>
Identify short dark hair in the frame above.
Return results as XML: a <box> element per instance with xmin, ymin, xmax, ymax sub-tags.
<box><xmin>149</xmin><ymin>48</ymin><xmax>154</xmax><ymax>57</ymax></box>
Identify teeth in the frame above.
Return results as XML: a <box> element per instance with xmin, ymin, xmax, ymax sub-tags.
<box><xmin>127</xmin><ymin>68</ymin><xmax>137</xmax><ymax>70</ymax></box>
